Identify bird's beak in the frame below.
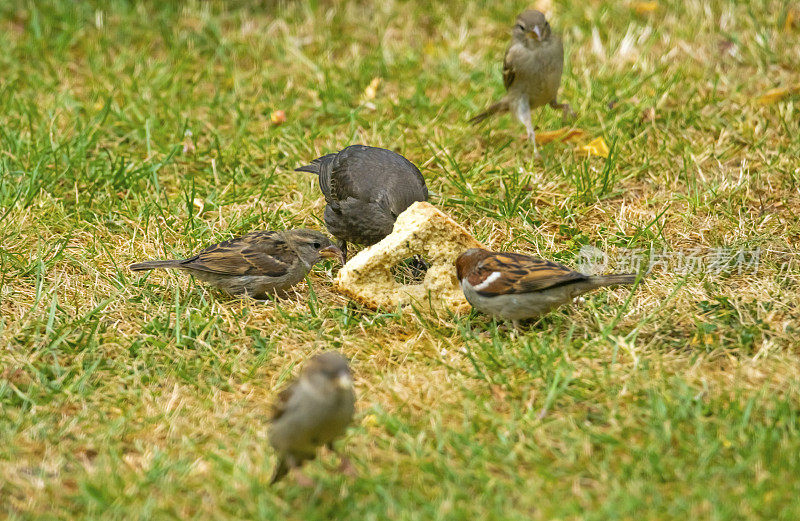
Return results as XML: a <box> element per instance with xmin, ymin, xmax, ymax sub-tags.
<box><xmin>320</xmin><ymin>245</ymin><xmax>345</xmax><ymax>265</ymax></box>
<box><xmin>529</xmin><ymin>26</ymin><xmax>542</xmax><ymax>41</ymax></box>
<box><xmin>335</xmin><ymin>372</ymin><xmax>353</xmax><ymax>390</ymax></box>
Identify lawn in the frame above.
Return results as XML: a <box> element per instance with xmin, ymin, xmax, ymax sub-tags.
<box><xmin>1</xmin><ymin>0</ymin><xmax>799</xmax><ymax>519</ymax></box>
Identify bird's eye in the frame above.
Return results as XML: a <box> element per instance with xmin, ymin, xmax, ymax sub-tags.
<box><xmin>313</xmin><ymin>242</ymin><xmax>321</xmax><ymax>249</ymax></box>
<box><xmin>515</xmin><ymin>24</ymin><xmax>525</xmax><ymax>31</ymax></box>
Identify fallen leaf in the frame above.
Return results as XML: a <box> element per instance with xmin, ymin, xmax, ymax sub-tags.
<box><xmin>363</xmin><ymin>77</ymin><xmax>381</xmax><ymax>100</ymax></box>
<box><xmin>785</xmin><ymin>8</ymin><xmax>799</xmax><ymax>32</ymax></box>
<box><xmin>535</xmin><ymin>127</ymin><xmax>586</xmax><ymax>145</ymax></box>
<box><xmin>756</xmin><ymin>84</ymin><xmax>800</xmax><ymax>105</ymax></box>
<box><xmin>632</xmin><ymin>1</ymin><xmax>658</xmax><ymax>14</ymax></box>
<box><xmin>270</xmin><ymin>110</ymin><xmax>287</xmax><ymax>125</ymax></box>
<box><xmin>578</xmin><ymin>137</ymin><xmax>610</xmax><ymax>158</ymax></box>
<box><xmin>641</xmin><ymin>107</ymin><xmax>656</xmax><ymax>122</ymax></box>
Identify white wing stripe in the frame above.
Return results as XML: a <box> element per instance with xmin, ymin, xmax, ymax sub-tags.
<box><xmin>472</xmin><ymin>271</ymin><xmax>502</xmax><ymax>291</ymax></box>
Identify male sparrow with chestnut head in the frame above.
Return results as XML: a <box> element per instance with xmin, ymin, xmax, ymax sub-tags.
<box><xmin>268</xmin><ymin>351</ymin><xmax>356</xmax><ymax>485</ymax></box>
<box><xmin>456</xmin><ymin>248</ymin><xmax>637</xmax><ymax>327</ymax></box>
<box><xmin>129</xmin><ymin>229</ymin><xmax>343</xmax><ymax>299</ymax></box>
<box><xmin>296</xmin><ymin>144</ymin><xmax>428</xmax><ymax>259</ymax></box>
<box><xmin>470</xmin><ymin>10</ymin><xmax>575</xmax><ymax>156</ymax></box>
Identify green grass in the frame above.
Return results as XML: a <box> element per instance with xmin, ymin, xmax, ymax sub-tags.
<box><xmin>2</xmin><ymin>0</ymin><xmax>799</xmax><ymax>519</ymax></box>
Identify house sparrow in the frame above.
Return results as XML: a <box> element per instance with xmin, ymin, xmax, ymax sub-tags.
<box><xmin>470</xmin><ymin>10</ymin><xmax>574</xmax><ymax>156</ymax></box>
<box><xmin>269</xmin><ymin>351</ymin><xmax>356</xmax><ymax>485</ymax></box>
<box><xmin>295</xmin><ymin>145</ymin><xmax>428</xmax><ymax>259</ymax></box>
<box><xmin>456</xmin><ymin>248</ymin><xmax>636</xmax><ymax>327</ymax></box>
<box><xmin>129</xmin><ymin>229</ymin><xmax>343</xmax><ymax>299</ymax></box>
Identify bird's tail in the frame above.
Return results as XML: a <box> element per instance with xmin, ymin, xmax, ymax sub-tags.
<box><xmin>128</xmin><ymin>260</ymin><xmax>183</xmax><ymax>271</ymax></box>
<box><xmin>586</xmin><ymin>273</ymin><xmax>637</xmax><ymax>289</ymax></box>
<box><xmin>294</xmin><ymin>153</ymin><xmax>337</xmax><ymax>175</ymax></box>
<box><xmin>469</xmin><ymin>100</ymin><xmax>509</xmax><ymax>125</ymax></box>
<box><xmin>270</xmin><ymin>457</ymin><xmax>289</xmax><ymax>485</ymax></box>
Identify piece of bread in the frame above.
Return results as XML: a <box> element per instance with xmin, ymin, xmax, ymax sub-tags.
<box><xmin>334</xmin><ymin>201</ymin><xmax>483</xmax><ymax>312</ymax></box>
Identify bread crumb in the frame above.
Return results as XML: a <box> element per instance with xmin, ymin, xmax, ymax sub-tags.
<box><xmin>334</xmin><ymin>202</ymin><xmax>482</xmax><ymax>312</ymax></box>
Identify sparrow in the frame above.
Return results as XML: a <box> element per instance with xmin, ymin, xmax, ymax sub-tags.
<box><xmin>456</xmin><ymin>248</ymin><xmax>637</xmax><ymax>327</ymax></box>
<box><xmin>128</xmin><ymin>229</ymin><xmax>343</xmax><ymax>299</ymax></box>
<box><xmin>268</xmin><ymin>351</ymin><xmax>356</xmax><ymax>485</ymax></box>
<box><xmin>295</xmin><ymin>145</ymin><xmax>428</xmax><ymax>259</ymax></box>
<box><xmin>470</xmin><ymin>10</ymin><xmax>574</xmax><ymax>156</ymax></box>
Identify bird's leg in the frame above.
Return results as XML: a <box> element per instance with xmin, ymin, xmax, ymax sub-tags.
<box><xmin>338</xmin><ymin>240</ymin><xmax>348</xmax><ymax>262</ymax></box>
<box><xmin>274</xmin><ymin>454</ymin><xmax>314</xmax><ymax>487</ymax></box>
<box><xmin>271</xmin><ymin>454</ymin><xmax>303</xmax><ymax>485</ymax></box>
<box><xmin>549</xmin><ymin>99</ymin><xmax>576</xmax><ymax>121</ymax></box>
<box><xmin>512</xmin><ymin>97</ymin><xmax>539</xmax><ymax>158</ymax></box>
<box><xmin>270</xmin><ymin>456</ymin><xmax>290</xmax><ymax>485</ymax></box>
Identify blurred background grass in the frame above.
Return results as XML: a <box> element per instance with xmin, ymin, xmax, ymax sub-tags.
<box><xmin>1</xmin><ymin>1</ymin><xmax>799</xmax><ymax>519</ymax></box>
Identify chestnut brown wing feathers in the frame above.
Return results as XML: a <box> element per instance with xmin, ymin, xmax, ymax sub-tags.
<box><xmin>180</xmin><ymin>231</ymin><xmax>294</xmax><ymax>277</ymax></box>
<box><xmin>468</xmin><ymin>253</ymin><xmax>587</xmax><ymax>296</ymax></box>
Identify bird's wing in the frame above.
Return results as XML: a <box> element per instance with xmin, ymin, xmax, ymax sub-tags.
<box><xmin>270</xmin><ymin>380</ymin><xmax>298</xmax><ymax>421</ymax></box>
<box><xmin>180</xmin><ymin>231</ymin><xmax>295</xmax><ymax>276</ymax></box>
<box><xmin>467</xmin><ymin>252</ymin><xmax>587</xmax><ymax>296</ymax></box>
<box><xmin>328</xmin><ymin>145</ymin><xmax>427</xmax><ymax>213</ymax></box>
<box><xmin>502</xmin><ymin>46</ymin><xmax>516</xmax><ymax>91</ymax></box>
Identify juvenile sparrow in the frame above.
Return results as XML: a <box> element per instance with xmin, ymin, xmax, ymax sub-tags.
<box><xmin>296</xmin><ymin>145</ymin><xmax>428</xmax><ymax>259</ymax></box>
<box><xmin>470</xmin><ymin>10</ymin><xmax>574</xmax><ymax>156</ymax></box>
<box><xmin>129</xmin><ymin>229</ymin><xmax>343</xmax><ymax>299</ymax></box>
<box><xmin>456</xmin><ymin>248</ymin><xmax>636</xmax><ymax>327</ymax></box>
<box><xmin>269</xmin><ymin>351</ymin><xmax>356</xmax><ymax>485</ymax></box>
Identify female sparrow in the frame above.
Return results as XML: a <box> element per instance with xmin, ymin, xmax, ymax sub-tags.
<box><xmin>269</xmin><ymin>351</ymin><xmax>356</xmax><ymax>485</ymax></box>
<box><xmin>470</xmin><ymin>10</ymin><xmax>575</xmax><ymax>156</ymax></box>
<box><xmin>129</xmin><ymin>229</ymin><xmax>343</xmax><ymax>299</ymax></box>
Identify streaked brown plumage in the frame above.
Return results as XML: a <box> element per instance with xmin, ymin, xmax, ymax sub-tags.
<box><xmin>129</xmin><ymin>229</ymin><xmax>343</xmax><ymax>299</ymax></box>
<box><xmin>456</xmin><ymin>248</ymin><xmax>637</xmax><ymax>327</ymax></box>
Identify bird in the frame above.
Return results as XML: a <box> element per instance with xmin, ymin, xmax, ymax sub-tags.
<box><xmin>128</xmin><ymin>229</ymin><xmax>343</xmax><ymax>299</ymax></box>
<box><xmin>268</xmin><ymin>351</ymin><xmax>356</xmax><ymax>485</ymax></box>
<box><xmin>470</xmin><ymin>10</ymin><xmax>575</xmax><ymax>156</ymax></box>
<box><xmin>295</xmin><ymin>145</ymin><xmax>428</xmax><ymax>259</ymax></box>
<box><xmin>456</xmin><ymin>248</ymin><xmax>637</xmax><ymax>327</ymax></box>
